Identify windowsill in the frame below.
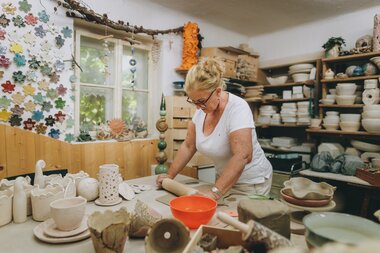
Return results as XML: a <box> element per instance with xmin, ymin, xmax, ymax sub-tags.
<box><xmin>71</xmin><ymin>136</ymin><xmax>157</xmax><ymax>144</ymax></box>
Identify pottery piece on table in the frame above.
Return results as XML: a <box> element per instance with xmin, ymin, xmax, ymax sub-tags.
<box><xmin>119</xmin><ymin>182</ymin><xmax>135</xmax><ymax>201</ymax></box>
<box><xmin>87</xmin><ymin>207</ymin><xmax>131</xmax><ymax>253</ymax></box>
<box><xmin>64</xmin><ymin>178</ymin><xmax>76</xmax><ymax>198</ymax></box>
<box><xmin>145</xmin><ymin>218</ymin><xmax>190</xmax><ymax>253</ymax></box>
<box><xmin>43</xmin><ymin>174</ymin><xmax>63</xmax><ymax>186</ymax></box>
<box><xmin>283</xmin><ymin>177</ymin><xmax>336</xmax><ymax>200</ymax></box>
<box><xmin>0</xmin><ymin>176</ymin><xmax>31</xmax><ymax>191</ymax></box>
<box><xmin>13</xmin><ymin>177</ymin><xmax>27</xmax><ymax>223</ymax></box>
<box><xmin>50</xmin><ymin>197</ymin><xmax>86</xmax><ymax>231</ymax></box>
<box><xmin>77</xmin><ymin>178</ymin><xmax>99</xmax><ymax>201</ymax></box>
<box><xmin>65</xmin><ymin>170</ymin><xmax>89</xmax><ymax>188</ymax></box>
<box><xmin>44</xmin><ymin>216</ymin><xmax>88</xmax><ymax>238</ymax></box>
<box><xmin>97</xmin><ymin>164</ymin><xmax>120</xmax><ymax>205</ymax></box>
<box><xmin>31</xmin><ymin>185</ymin><xmax>64</xmax><ymax>222</ymax></box>
<box><xmin>0</xmin><ymin>189</ymin><xmax>13</xmax><ymax>227</ymax></box>
<box><xmin>34</xmin><ymin>160</ymin><xmax>46</xmax><ymax>188</ymax></box>
<box><xmin>129</xmin><ymin>200</ymin><xmax>162</xmax><ymax>238</ymax></box>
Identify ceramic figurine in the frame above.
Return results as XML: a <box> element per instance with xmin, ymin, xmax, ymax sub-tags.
<box><xmin>324</xmin><ymin>68</ymin><xmax>335</xmax><ymax>80</ymax></box>
<box><xmin>34</xmin><ymin>160</ymin><xmax>46</xmax><ymax>188</ymax></box>
<box><xmin>13</xmin><ymin>177</ymin><xmax>27</xmax><ymax>223</ymax></box>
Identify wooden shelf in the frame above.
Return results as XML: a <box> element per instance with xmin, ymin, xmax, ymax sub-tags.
<box><xmin>319</xmin><ymin>104</ymin><xmax>364</xmax><ymax>108</ymax></box>
<box><xmin>244</xmin><ymin>98</ymin><xmax>262</xmax><ymax>103</ymax></box>
<box><xmin>262</xmin><ymin>98</ymin><xmax>311</xmax><ymax>104</ymax></box>
<box><xmin>257</xmin><ymin>124</ymin><xmax>309</xmax><ymax>128</ymax></box>
<box><xmin>321</xmin><ymin>75</ymin><xmax>380</xmax><ymax>83</ymax></box>
<box><xmin>262</xmin><ymin>146</ymin><xmax>312</xmax><ymax>154</ymax></box>
<box><xmin>306</xmin><ymin>129</ymin><xmax>380</xmax><ymax>139</ymax></box>
<box><xmin>263</xmin><ymin>80</ymin><xmax>315</xmax><ymax>88</ymax></box>
<box><xmin>322</xmin><ymin>51</ymin><xmax>380</xmax><ymax>63</ymax></box>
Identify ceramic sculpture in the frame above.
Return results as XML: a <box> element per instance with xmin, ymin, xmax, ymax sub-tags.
<box><xmin>34</xmin><ymin>160</ymin><xmax>46</xmax><ymax>188</ymax></box>
<box><xmin>129</xmin><ymin>200</ymin><xmax>162</xmax><ymax>238</ymax></box>
<box><xmin>0</xmin><ymin>189</ymin><xmax>13</xmax><ymax>226</ymax></box>
<box><xmin>373</xmin><ymin>14</ymin><xmax>380</xmax><ymax>52</ymax></box>
<box><xmin>31</xmin><ymin>185</ymin><xmax>64</xmax><ymax>221</ymax></box>
<box><xmin>283</xmin><ymin>177</ymin><xmax>336</xmax><ymax>200</ymax></box>
<box><xmin>155</xmin><ymin>95</ymin><xmax>168</xmax><ymax>174</ymax></box>
<box><xmin>97</xmin><ymin>164</ymin><xmax>121</xmax><ymax>205</ymax></box>
<box><xmin>13</xmin><ymin>177</ymin><xmax>27</xmax><ymax>223</ymax></box>
<box><xmin>77</xmin><ymin>178</ymin><xmax>99</xmax><ymax>201</ymax></box>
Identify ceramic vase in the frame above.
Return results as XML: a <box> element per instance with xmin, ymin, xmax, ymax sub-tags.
<box><xmin>98</xmin><ymin>164</ymin><xmax>120</xmax><ymax>204</ymax></box>
<box><xmin>373</xmin><ymin>14</ymin><xmax>380</xmax><ymax>52</ymax></box>
<box><xmin>31</xmin><ymin>185</ymin><xmax>64</xmax><ymax>221</ymax></box>
<box><xmin>0</xmin><ymin>189</ymin><xmax>13</xmax><ymax>227</ymax></box>
<box><xmin>325</xmin><ymin>45</ymin><xmax>340</xmax><ymax>58</ymax></box>
<box><xmin>13</xmin><ymin>177</ymin><xmax>27</xmax><ymax>223</ymax></box>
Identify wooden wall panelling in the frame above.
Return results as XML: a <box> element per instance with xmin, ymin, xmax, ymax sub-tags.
<box><xmin>35</xmin><ymin>134</ymin><xmax>67</xmax><ymax>172</ymax></box>
<box><xmin>104</xmin><ymin>142</ymin><xmax>125</xmax><ymax>177</ymax></box>
<box><xmin>80</xmin><ymin>142</ymin><xmax>106</xmax><ymax>178</ymax></box>
<box><xmin>0</xmin><ymin>125</ymin><xmax>7</xmax><ymax>179</ymax></box>
<box><xmin>69</xmin><ymin>144</ymin><xmax>82</xmax><ymax>174</ymax></box>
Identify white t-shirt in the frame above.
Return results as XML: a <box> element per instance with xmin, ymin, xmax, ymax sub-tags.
<box><xmin>192</xmin><ymin>93</ymin><xmax>272</xmax><ymax>184</ymax></box>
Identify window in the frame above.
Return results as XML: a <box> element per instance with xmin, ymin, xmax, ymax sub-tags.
<box><xmin>74</xmin><ymin>30</ymin><xmax>151</xmax><ymax>135</ymax></box>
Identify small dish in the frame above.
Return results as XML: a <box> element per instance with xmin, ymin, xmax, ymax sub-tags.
<box><xmin>44</xmin><ymin>217</ymin><xmax>88</xmax><ymax>238</ymax></box>
<box><xmin>119</xmin><ymin>182</ymin><xmax>135</xmax><ymax>200</ymax></box>
<box><xmin>280</xmin><ymin>189</ymin><xmax>331</xmax><ymax>207</ymax></box>
<box><xmin>94</xmin><ymin>197</ymin><xmax>122</xmax><ymax>206</ymax></box>
<box><xmin>34</xmin><ymin>220</ymin><xmax>90</xmax><ymax>243</ymax></box>
<box><xmin>283</xmin><ymin>177</ymin><xmax>336</xmax><ymax>200</ymax></box>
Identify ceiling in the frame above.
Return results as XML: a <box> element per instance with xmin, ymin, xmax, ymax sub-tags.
<box><xmin>148</xmin><ymin>0</ymin><xmax>380</xmax><ymax>36</ymax></box>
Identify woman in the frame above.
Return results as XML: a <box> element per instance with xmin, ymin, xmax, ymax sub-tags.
<box><xmin>157</xmin><ymin>57</ymin><xmax>272</xmax><ymax>200</ymax></box>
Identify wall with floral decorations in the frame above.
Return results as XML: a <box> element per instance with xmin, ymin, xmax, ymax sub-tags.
<box><xmin>0</xmin><ymin>0</ymin><xmax>74</xmax><ymax>142</ymax></box>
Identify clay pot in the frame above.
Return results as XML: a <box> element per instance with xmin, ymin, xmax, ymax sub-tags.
<box><xmin>50</xmin><ymin>197</ymin><xmax>86</xmax><ymax>231</ymax></box>
<box><xmin>31</xmin><ymin>185</ymin><xmax>64</xmax><ymax>221</ymax></box>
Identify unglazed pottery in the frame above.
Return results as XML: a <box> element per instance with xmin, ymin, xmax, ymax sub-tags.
<box><xmin>77</xmin><ymin>178</ymin><xmax>99</xmax><ymax>201</ymax></box>
<box><xmin>44</xmin><ymin>216</ymin><xmax>88</xmax><ymax>238</ymax></box>
<box><xmin>118</xmin><ymin>182</ymin><xmax>135</xmax><ymax>201</ymax></box>
<box><xmin>280</xmin><ymin>189</ymin><xmax>331</xmax><ymax>207</ymax></box>
<box><xmin>31</xmin><ymin>185</ymin><xmax>64</xmax><ymax>222</ymax></box>
<box><xmin>13</xmin><ymin>177</ymin><xmax>27</xmax><ymax>223</ymax></box>
<box><xmin>283</xmin><ymin>177</ymin><xmax>336</xmax><ymax>200</ymax></box>
<box><xmin>65</xmin><ymin>170</ymin><xmax>90</xmax><ymax>188</ymax></box>
<box><xmin>50</xmin><ymin>197</ymin><xmax>86</xmax><ymax>231</ymax></box>
<box><xmin>64</xmin><ymin>178</ymin><xmax>77</xmax><ymax>199</ymax></box>
<box><xmin>129</xmin><ymin>200</ymin><xmax>162</xmax><ymax>238</ymax></box>
<box><xmin>87</xmin><ymin>207</ymin><xmax>131</xmax><ymax>253</ymax></box>
<box><xmin>0</xmin><ymin>176</ymin><xmax>31</xmax><ymax>191</ymax></box>
<box><xmin>97</xmin><ymin>164</ymin><xmax>120</xmax><ymax>205</ymax></box>
<box><xmin>34</xmin><ymin>160</ymin><xmax>46</xmax><ymax>188</ymax></box>
<box><xmin>0</xmin><ymin>189</ymin><xmax>13</xmax><ymax>226</ymax></box>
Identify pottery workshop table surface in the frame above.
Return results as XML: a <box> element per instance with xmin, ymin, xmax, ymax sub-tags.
<box><xmin>0</xmin><ymin>175</ymin><xmax>306</xmax><ymax>253</ymax></box>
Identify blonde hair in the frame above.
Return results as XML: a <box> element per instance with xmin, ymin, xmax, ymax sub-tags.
<box><xmin>184</xmin><ymin>57</ymin><xmax>226</xmax><ymax>93</ymax></box>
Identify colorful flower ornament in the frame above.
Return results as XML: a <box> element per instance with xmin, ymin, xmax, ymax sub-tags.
<box><xmin>0</xmin><ymin>46</ymin><xmax>7</xmax><ymax>55</ymax></box>
<box><xmin>57</xmin><ymin>84</ymin><xmax>67</xmax><ymax>96</ymax></box>
<box><xmin>28</xmin><ymin>56</ymin><xmax>40</xmax><ymax>69</ymax></box>
<box><xmin>54</xmin><ymin>111</ymin><xmax>66</xmax><ymax>123</ymax></box>
<box><xmin>12</xmin><ymin>71</ymin><xmax>26</xmax><ymax>83</ymax></box>
<box><xmin>0</xmin><ymin>14</ymin><xmax>10</xmax><ymax>28</ymax></box>
<box><xmin>65</xmin><ymin>133</ymin><xmax>75</xmax><ymax>142</ymax></box>
<box><xmin>41</xmin><ymin>101</ymin><xmax>53</xmax><ymax>112</ymax></box>
<box><xmin>34</xmin><ymin>25</ymin><xmax>46</xmax><ymax>38</ymax></box>
<box><xmin>24</xmin><ymin>13</ymin><xmax>38</xmax><ymax>26</ymax></box>
<box><xmin>1</xmin><ymin>80</ymin><xmax>15</xmax><ymax>93</ymax></box>
<box><xmin>32</xmin><ymin>110</ymin><xmax>44</xmax><ymax>121</ymax></box>
<box><xmin>0</xmin><ymin>55</ymin><xmax>11</xmax><ymax>68</ymax></box>
<box><xmin>0</xmin><ymin>29</ymin><xmax>6</xmax><ymax>40</ymax></box>
<box><xmin>45</xmin><ymin>115</ymin><xmax>55</xmax><ymax>126</ymax></box>
<box><xmin>35</xmin><ymin>123</ymin><xmax>47</xmax><ymax>134</ymax></box>
<box><xmin>12</xmin><ymin>92</ymin><xmax>25</xmax><ymax>105</ymax></box>
<box><xmin>10</xmin><ymin>42</ymin><xmax>23</xmax><ymax>54</ymax></box>
<box><xmin>38</xmin><ymin>79</ymin><xmax>49</xmax><ymax>91</ymax></box>
<box><xmin>23</xmin><ymin>31</ymin><xmax>35</xmax><ymax>44</ymax></box>
<box><xmin>61</xmin><ymin>26</ymin><xmax>72</xmax><ymax>38</ymax></box>
<box><xmin>2</xmin><ymin>3</ymin><xmax>17</xmax><ymax>15</ymax></box>
<box><xmin>23</xmin><ymin>118</ymin><xmax>35</xmax><ymax>130</ymax></box>
<box><xmin>65</xmin><ymin>117</ymin><xmax>74</xmax><ymax>128</ymax></box>
<box><xmin>9</xmin><ymin>114</ymin><xmax>22</xmax><ymax>126</ymax></box>
<box><xmin>0</xmin><ymin>96</ymin><xmax>11</xmax><ymax>108</ymax></box>
<box><xmin>55</xmin><ymin>97</ymin><xmax>65</xmax><ymax>109</ymax></box>
<box><xmin>54</xmin><ymin>59</ymin><xmax>64</xmax><ymax>72</ymax></box>
<box><xmin>33</xmin><ymin>92</ymin><xmax>45</xmax><ymax>105</ymax></box>
<box><xmin>11</xmin><ymin>104</ymin><xmax>24</xmax><ymax>115</ymax></box>
<box><xmin>12</xmin><ymin>15</ymin><xmax>25</xmax><ymax>28</ymax></box>
<box><xmin>7</xmin><ymin>30</ymin><xmax>22</xmax><ymax>42</ymax></box>
<box><xmin>46</xmin><ymin>88</ymin><xmax>58</xmax><ymax>100</ymax></box>
<box><xmin>26</xmin><ymin>70</ymin><xmax>38</xmax><ymax>81</ymax></box>
<box><xmin>19</xmin><ymin>0</ymin><xmax>31</xmax><ymax>12</ymax></box>
<box><xmin>55</xmin><ymin>35</ymin><xmax>65</xmax><ymax>48</ymax></box>
<box><xmin>49</xmin><ymin>72</ymin><xmax>60</xmax><ymax>83</ymax></box>
<box><xmin>14</xmin><ymin>53</ymin><xmax>26</xmax><ymax>66</ymax></box>
<box><xmin>38</xmin><ymin>10</ymin><xmax>49</xmax><ymax>23</ymax></box>
<box><xmin>23</xmin><ymin>83</ymin><xmax>35</xmax><ymax>96</ymax></box>
<box><xmin>48</xmin><ymin>128</ymin><xmax>60</xmax><ymax>139</ymax></box>
<box><xmin>41</xmin><ymin>40</ymin><xmax>52</xmax><ymax>51</ymax></box>
<box><xmin>40</xmin><ymin>64</ymin><xmax>52</xmax><ymax>75</ymax></box>
<box><xmin>0</xmin><ymin>109</ymin><xmax>12</xmax><ymax>122</ymax></box>
<box><xmin>24</xmin><ymin>100</ymin><xmax>35</xmax><ymax>112</ymax></box>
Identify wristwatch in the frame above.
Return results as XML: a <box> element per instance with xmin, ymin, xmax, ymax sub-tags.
<box><xmin>211</xmin><ymin>186</ymin><xmax>223</xmax><ymax>198</ymax></box>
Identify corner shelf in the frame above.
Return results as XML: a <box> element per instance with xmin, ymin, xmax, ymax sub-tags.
<box><xmin>306</xmin><ymin>129</ymin><xmax>380</xmax><ymax>140</ymax></box>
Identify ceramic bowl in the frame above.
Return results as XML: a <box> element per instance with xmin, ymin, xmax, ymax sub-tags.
<box><xmin>31</xmin><ymin>185</ymin><xmax>64</xmax><ymax>222</ymax></box>
<box><xmin>362</xmin><ymin>119</ymin><xmax>380</xmax><ymax>133</ymax></box>
<box><xmin>339</xmin><ymin>121</ymin><xmax>360</xmax><ymax>132</ymax></box>
<box><xmin>323</xmin><ymin>123</ymin><xmax>339</xmax><ymax>130</ymax></box>
<box><xmin>320</xmin><ymin>99</ymin><xmax>335</xmax><ymax>105</ymax></box>
<box><xmin>336</xmin><ymin>84</ymin><xmax>357</xmax><ymax>95</ymax></box>
<box><xmin>340</xmin><ymin>114</ymin><xmax>361</xmax><ymax>122</ymax></box>
<box><xmin>350</xmin><ymin>140</ymin><xmax>380</xmax><ymax>152</ymax></box>
<box><xmin>323</xmin><ymin>117</ymin><xmax>339</xmax><ymax>125</ymax></box>
<box><xmin>372</xmin><ymin>158</ymin><xmax>380</xmax><ymax>168</ymax></box>
<box><xmin>362</xmin><ymin>110</ymin><xmax>380</xmax><ymax>119</ymax></box>
<box><xmin>292</xmin><ymin>73</ymin><xmax>309</xmax><ymax>82</ymax></box>
<box><xmin>329</xmin><ymin>89</ymin><xmax>336</xmax><ymax>95</ymax></box>
<box><xmin>364</xmin><ymin>104</ymin><xmax>380</xmax><ymax>112</ymax></box>
<box><xmin>283</xmin><ymin>177</ymin><xmax>336</xmax><ymax>200</ymax></box>
<box><xmin>336</xmin><ymin>95</ymin><xmax>356</xmax><ymax>105</ymax></box>
<box><xmin>266</xmin><ymin>75</ymin><xmax>288</xmax><ymax>85</ymax></box>
<box><xmin>325</xmin><ymin>111</ymin><xmax>339</xmax><ymax>116</ymax></box>
<box><xmin>289</xmin><ymin>63</ymin><xmax>314</xmax><ymax>72</ymax></box>
<box><xmin>280</xmin><ymin>189</ymin><xmax>331</xmax><ymax>207</ymax></box>
<box><xmin>303</xmin><ymin>212</ymin><xmax>380</xmax><ymax>246</ymax></box>
<box><xmin>50</xmin><ymin>197</ymin><xmax>86</xmax><ymax>231</ymax></box>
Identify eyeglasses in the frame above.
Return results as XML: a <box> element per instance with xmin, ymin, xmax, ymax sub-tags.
<box><xmin>187</xmin><ymin>89</ymin><xmax>216</xmax><ymax>108</ymax></box>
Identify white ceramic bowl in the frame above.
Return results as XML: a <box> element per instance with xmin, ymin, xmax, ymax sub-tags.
<box><xmin>326</xmin><ymin>95</ymin><xmax>336</xmax><ymax>100</ymax></box>
<box><xmin>323</xmin><ymin>117</ymin><xmax>339</xmax><ymax>125</ymax></box>
<box><xmin>339</xmin><ymin>121</ymin><xmax>360</xmax><ymax>132</ymax></box>
<box><xmin>340</xmin><ymin>114</ymin><xmax>361</xmax><ymax>122</ymax></box>
<box><xmin>336</xmin><ymin>95</ymin><xmax>356</xmax><ymax>105</ymax></box>
<box><xmin>372</xmin><ymin>158</ymin><xmax>380</xmax><ymax>168</ymax></box>
<box><xmin>362</xmin><ymin>119</ymin><xmax>380</xmax><ymax>133</ymax></box>
<box><xmin>351</xmin><ymin>140</ymin><xmax>380</xmax><ymax>152</ymax></box>
<box><xmin>362</xmin><ymin>110</ymin><xmax>380</xmax><ymax>119</ymax></box>
<box><xmin>266</xmin><ymin>76</ymin><xmax>288</xmax><ymax>85</ymax></box>
<box><xmin>320</xmin><ymin>99</ymin><xmax>335</xmax><ymax>105</ymax></box>
<box><xmin>329</xmin><ymin>89</ymin><xmax>336</xmax><ymax>95</ymax></box>
<box><xmin>323</xmin><ymin>123</ymin><xmax>339</xmax><ymax>130</ymax></box>
<box><xmin>336</xmin><ymin>84</ymin><xmax>357</xmax><ymax>96</ymax></box>
<box><xmin>292</xmin><ymin>73</ymin><xmax>309</xmax><ymax>82</ymax></box>
<box><xmin>289</xmin><ymin>63</ymin><xmax>314</xmax><ymax>72</ymax></box>
<box><xmin>50</xmin><ymin>197</ymin><xmax>86</xmax><ymax>231</ymax></box>
<box><xmin>364</xmin><ymin>104</ymin><xmax>380</xmax><ymax>112</ymax></box>
<box><xmin>326</xmin><ymin>111</ymin><xmax>339</xmax><ymax>116</ymax></box>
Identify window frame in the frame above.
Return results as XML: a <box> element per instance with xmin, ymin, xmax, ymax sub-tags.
<box><xmin>74</xmin><ymin>29</ymin><xmax>155</xmax><ymax>137</ymax></box>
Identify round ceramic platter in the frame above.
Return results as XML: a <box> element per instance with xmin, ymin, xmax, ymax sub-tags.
<box><xmin>281</xmin><ymin>199</ymin><xmax>336</xmax><ymax>212</ymax></box>
<box><xmin>94</xmin><ymin>197</ymin><xmax>122</xmax><ymax>206</ymax></box>
<box><xmin>34</xmin><ymin>220</ymin><xmax>90</xmax><ymax>244</ymax></box>
<box><xmin>44</xmin><ymin>217</ymin><xmax>88</xmax><ymax>238</ymax></box>
<box><xmin>281</xmin><ymin>190</ymin><xmax>331</xmax><ymax>207</ymax></box>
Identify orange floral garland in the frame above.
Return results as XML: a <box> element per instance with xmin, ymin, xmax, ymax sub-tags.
<box><xmin>176</xmin><ymin>22</ymin><xmax>199</xmax><ymax>71</ymax></box>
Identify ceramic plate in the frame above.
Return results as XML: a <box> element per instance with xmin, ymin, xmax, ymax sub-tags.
<box><xmin>118</xmin><ymin>182</ymin><xmax>135</xmax><ymax>200</ymax></box>
<box><xmin>303</xmin><ymin>212</ymin><xmax>380</xmax><ymax>245</ymax></box>
<box><xmin>281</xmin><ymin>199</ymin><xmax>336</xmax><ymax>212</ymax></box>
<box><xmin>94</xmin><ymin>197</ymin><xmax>122</xmax><ymax>206</ymax></box>
<box><xmin>34</xmin><ymin>220</ymin><xmax>90</xmax><ymax>243</ymax></box>
<box><xmin>280</xmin><ymin>189</ymin><xmax>332</xmax><ymax>207</ymax></box>
<box><xmin>44</xmin><ymin>217</ymin><xmax>88</xmax><ymax>238</ymax></box>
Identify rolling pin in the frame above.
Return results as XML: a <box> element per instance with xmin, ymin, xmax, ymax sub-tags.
<box><xmin>162</xmin><ymin>178</ymin><xmax>198</xmax><ymax>196</ymax></box>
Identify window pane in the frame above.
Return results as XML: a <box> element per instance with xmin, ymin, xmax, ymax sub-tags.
<box><xmin>80</xmin><ymin>36</ymin><xmax>115</xmax><ymax>85</ymax></box>
<box><xmin>80</xmin><ymin>86</ymin><xmax>114</xmax><ymax>130</ymax></box>
<box><xmin>122</xmin><ymin>46</ymin><xmax>149</xmax><ymax>90</ymax></box>
<box><xmin>122</xmin><ymin>90</ymin><xmax>148</xmax><ymax>127</ymax></box>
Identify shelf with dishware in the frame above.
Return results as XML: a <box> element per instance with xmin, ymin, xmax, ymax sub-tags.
<box><xmin>306</xmin><ymin>128</ymin><xmax>380</xmax><ymax>140</ymax></box>
<box><xmin>262</xmin><ymin>80</ymin><xmax>315</xmax><ymax>88</ymax></box>
<box><xmin>256</xmin><ymin>123</ymin><xmax>310</xmax><ymax>128</ymax></box>
<box><xmin>261</xmin><ymin>145</ymin><xmax>312</xmax><ymax>154</ymax></box>
<box><xmin>321</xmin><ymin>75</ymin><xmax>380</xmax><ymax>83</ymax></box>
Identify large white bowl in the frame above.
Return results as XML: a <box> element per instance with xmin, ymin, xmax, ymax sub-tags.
<box><xmin>326</xmin><ymin>111</ymin><xmax>339</xmax><ymax>116</ymax></box>
<box><xmin>336</xmin><ymin>84</ymin><xmax>357</xmax><ymax>95</ymax></box>
<box><xmin>323</xmin><ymin>123</ymin><xmax>339</xmax><ymax>130</ymax></box>
<box><xmin>320</xmin><ymin>99</ymin><xmax>335</xmax><ymax>105</ymax></box>
<box><xmin>289</xmin><ymin>63</ymin><xmax>314</xmax><ymax>71</ymax></box>
<box><xmin>362</xmin><ymin>110</ymin><xmax>380</xmax><ymax>119</ymax></box>
<box><xmin>339</xmin><ymin>121</ymin><xmax>360</xmax><ymax>132</ymax></box>
<box><xmin>340</xmin><ymin>114</ymin><xmax>361</xmax><ymax>122</ymax></box>
<box><xmin>292</xmin><ymin>73</ymin><xmax>309</xmax><ymax>82</ymax></box>
<box><xmin>336</xmin><ymin>95</ymin><xmax>356</xmax><ymax>105</ymax></box>
<box><xmin>266</xmin><ymin>75</ymin><xmax>288</xmax><ymax>85</ymax></box>
<box><xmin>351</xmin><ymin>139</ymin><xmax>380</xmax><ymax>152</ymax></box>
<box><xmin>364</xmin><ymin>104</ymin><xmax>380</xmax><ymax>111</ymax></box>
<box><xmin>323</xmin><ymin>117</ymin><xmax>339</xmax><ymax>125</ymax></box>
<box><xmin>362</xmin><ymin>119</ymin><xmax>380</xmax><ymax>133</ymax></box>
<box><xmin>50</xmin><ymin>197</ymin><xmax>86</xmax><ymax>231</ymax></box>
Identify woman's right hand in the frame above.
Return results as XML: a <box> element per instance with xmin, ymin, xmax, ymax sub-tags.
<box><xmin>156</xmin><ymin>173</ymin><xmax>173</xmax><ymax>188</ymax></box>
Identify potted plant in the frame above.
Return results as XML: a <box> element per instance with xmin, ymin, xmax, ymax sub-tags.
<box><xmin>322</xmin><ymin>37</ymin><xmax>346</xmax><ymax>58</ymax></box>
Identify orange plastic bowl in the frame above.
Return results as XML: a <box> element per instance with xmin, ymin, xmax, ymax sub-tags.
<box><xmin>169</xmin><ymin>195</ymin><xmax>217</xmax><ymax>229</ymax></box>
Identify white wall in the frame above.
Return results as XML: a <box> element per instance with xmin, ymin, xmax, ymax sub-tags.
<box><xmin>250</xmin><ymin>6</ymin><xmax>380</xmax><ymax>66</ymax></box>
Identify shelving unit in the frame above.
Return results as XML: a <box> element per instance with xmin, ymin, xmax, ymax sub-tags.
<box><xmin>306</xmin><ymin>129</ymin><xmax>380</xmax><ymax>140</ymax></box>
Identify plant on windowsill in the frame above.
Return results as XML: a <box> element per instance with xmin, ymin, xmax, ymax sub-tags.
<box><xmin>322</xmin><ymin>37</ymin><xmax>346</xmax><ymax>58</ymax></box>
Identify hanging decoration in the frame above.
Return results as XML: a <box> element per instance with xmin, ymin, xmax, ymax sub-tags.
<box><xmin>151</xmin><ymin>39</ymin><xmax>161</xmax><ymax>64</ymax></box>
<box><xmin>176</xmin><ymin>22</ymin><xmax>199</xmax><ymax>71</ymax></box>
<box><xmin>129</xmin><ymin>31</ymin><xmax>137</xmax><ymax>88</ymax></box>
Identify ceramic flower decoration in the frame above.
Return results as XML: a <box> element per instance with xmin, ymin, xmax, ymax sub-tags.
<box><xmin>0</xmin><ymin>29</ymin><xmax>6</xmax><ymax>40</ymax></box>
<box><xmin>37</xmin><ymin>10</ymin><xmax>49</xmax><ymax>23</ymax></box>
<box><xmin>12</xmin><ymin>92</ymin><xmax>25</xmax><ymax>105</ymax></box>
<box><xmin>0</xmin><ymin>96</ymin><xmax>11</xmax><ymax>108</ymax></box>
<box><xmin>54</xmin><ymin>97</ymin><xmax>65</xmax><ymax>109</ymax></box>
<box><xmin>0</xmin><ymin>46</ymin><xmax>7</xmax><ymax>54</ymax></box>
<box><xmin>24</xmin><ymin>13</ymin><xmax>38</xmax><ymax>26</ymax></box>
<box><xmin>54</xmin><ymin>59</ymin><xmax>64</xmax><ymax>72</ymax></box>
<box><xmin>57</xmin><ymin>84</ymin><xmax>67</xmax><ymax>96</ymax></box>
<box><xmin>32</xmin><ymin>110</ymin><xmax>44</xmax><ymax>122</ymax></box>
<box><xmin>41</xmin><ymin>101</ymin><xmax>53</xmax><ymax>112</ymax></box>
<box><xmin>24</xmin><ymin>100</ymin><xmax>36</xmax><ymax>112</ymax></box>
<box><xmin>10</xmin><ymin>42</ymin><xmax>23</xmax><ymax>54</ymax></box>
<box><xmin>48</xmin><ymin>128</ymin><xmax>60</xmax><ymax>139</ymax></box>
<box><xmin>55</xmin><ymin>35</ymin><xmax>65</xmax><ymax>48</ymax></box>
<box><xmin>41</xmin><ymin>40</ymin><xmax>52</xmax><ymax>51</ymax></box>
<box><xmin>23</xmin><ymin>118</ymin><xmax>36</xmax><ymax>130</ymax></box>
<box><xmin>19</xmin><ymin>0</ymin><xmax>32</xmax><ymax>12</ymax></box>
<box><xmin>23</xmin><ymin>31</ymin><xmax>35</xmax><ymax>44</ymax></box>
<box><xmin>0</xmin><ymin>55</ymin><xmax>11</xmax><ymax>68</ymax></box>
<box><xmin>65</xmin><ymin>133</ymin><xmax>75</xmax><ymax>142</ymax></box>
<box><xmin>14</xmin><ymin>53</ymin><xmax>26</xmax><ymax>66</ymax></box>
<box><xmin>61</xmin><ymin>26</ymin><xmax>72</xmax><ymax>38</ymax></box>
<box><xmin>12</xmin><ymin>71</ymin><xmax>26</xmax><ymax>83</ymax></box>
<box><xmin>38</xmin><ymin>79</ymin><xmax>49</xmax><ymax>91</ymax></box>
<box><xmin>33</xmin><ymin>92</ymin><xmax>45</xmax><ymax>105</ymax></box>
<box><xmin>0</xmin><ymin>14</ymin><xmax>10</xmax><ymax>28</ymax></box>
<box><xmin>34</xmin><ymin>25</ymin><xmax>46</xmax><ymax>38</ymax></box>
<box><xmin>65</xmin><ymin>117</ymin><xmax>74</xmax><ymax>128</ymax></box>
<box><xmin>0</xmin><ymin>109</ymin><xmax>12</xmax><ymax>122</ymax></box>
<box><xmin>54</xmin><ymin>111</ymin><xmax>66</xmax><ymax>123</ymax></box>
<box><xmin>35</xmin><ymin>123</ymin><xmax>47</xmax><ymax>134</ymax></box>
<box><xmin>23</xmin><ymin>83</ymin><xmax>35</xmax><ymax>96</ymax></box>
<box><xmin>11</xmin><ymin>105</ymin><xmax>24</xmax><ymax>115</ymax></box>
<box><xmin>12</xmin><ymin>15</ymin><xmax>25</xmax><ymax>28</ymax></box>
<box><xmin>46</xmin><ymin>88</ymin><xmax>58</xmax><ymax>100</ymax></box>
<box><xmin>28</xmin><ymin>56</ymin><xmax>40</xmax><ymax>69</ymax></box>
<box><xmin>44</xmin><ymin>115</ymin><xmax>55</xmax><ymax>126</ymax></box>
<box><xmin>2</xmin><ymin>3</ymin><xmax>17</xmax><ymax>15</ymax></box>
<box><xmin>1</xmin><ymin>80</ymin><xmax>15</xmax><ymax>93</ymax></box>
<box><xmin>49</xmin><ymin>72</ymin><xmax>60</xmax><ymax>83</ymax></box>
<box><xmin>7</xmin><ymin>30</ymin><xmax>22</xmax><ymax>42</ymax></box>
<box><xmin>9</xmin><ymin>114</ymin><xmax>22</xmax><ymax>126</ymax></box>
<box><xmin>26</xmin><ymin>70</ymin><xmax>38</xmax><ymax>81</ymax></box>
<box><xmin>40</xmin><ymin>64</ymin><xmax>52</xmax><ymax>75</ymax></box>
